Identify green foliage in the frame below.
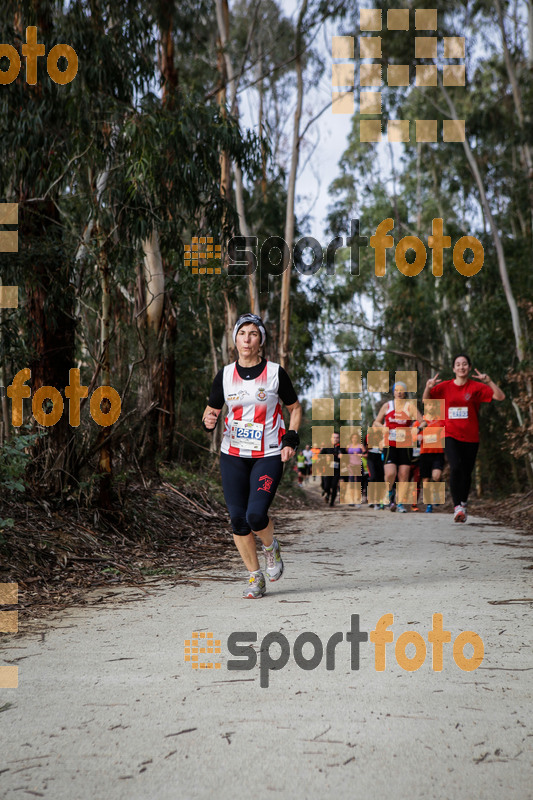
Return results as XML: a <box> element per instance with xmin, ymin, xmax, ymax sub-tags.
<box><xmin>160</xmin><ymin>464</ymin><xmax>225</xmax><ymax>506</ymax></box>
<box><xmin>0</xmin><ymin>429</ymin><xmax>45</xmax><ymax>493</ymax></box>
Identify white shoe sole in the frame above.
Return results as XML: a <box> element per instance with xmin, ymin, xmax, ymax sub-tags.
<box><xmin>267</xmin><ymin>562</ymin><xmax>284</xmax><ymax>582</ymax></box>
<box><xmin>243</xmin><ymin>587</ymin><xmax>266</xmax><ymax>598</ymax></box>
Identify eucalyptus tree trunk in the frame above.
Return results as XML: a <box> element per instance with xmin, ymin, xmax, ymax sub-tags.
<box><xmin>529</xmin><ymin>0</ymin><xmax>533</xmax><ymax>73</ymax></box>
<box><xmin>25</xmin><ymin>201</ymin><xmax>76</xmax><ymax>492</ymax></box>
<box><xmin>258</xmin><ymin>42</ymin><xmax>268</xmax><ymax>205</ymax></box>
<box><xmin>494</xmin><ymin>0</ymin><xmax>533</xmax><ymax>233</ymax></box>
<box><xmin>15</xmin><ymin>5</ymin><xmax>76</xmax><ymax>492</ymax></box>
<box><xmin>215</xmin><ymin>0</ymin><xmax>260</xmax><ymax>315</ymax></box>
<box><xmin>279</xmin><ymin>0</ymin><xmax>308</xmax><ymax>369</ymax></box>
<box><xmin>206</xmin><ymin>297</ymin><xmax>222</xmax><ymax>454</ymax></box>
<box><xmin>216</xmin><ymin>0</ymin><xmax>232</xmax><ymax>214</ymax></box>
<box><xmin>216</xmin><ymin>0</ymin><xmax>237</xmax><ymax>370</ymax></box>
<box><xmin>441</xmin><ymin>87</ymin><xmax>524</xmax><ymax>364</ymax></box>
<box><xmin>74</xmin><ymin>122</ymin><xmax>119</xmax><ymax>499</ymax></box>
<box><xmin>222</xmin><ymin>290</ymin><xmax>237</xmax><ymax>365</ymax></box>
<box><xmin>142</xmin><ymin>229</ymin><xmax>165</xmax><ymax>331</ymax></box>
<box><xmin>0</xmin><ymin>283</ymin><xmax>10</xmax><ymax>444</ymax></box>
<box><xmin>138</xmin><ymin>228</ymin><xmax>165</xmax><ymax>461</ymax></box>
<box><xmin>95</xmin><ymin>230</ymin><xmax>113</xmax><ymax>507</ymax></box>
<box><xmin>137</xmin><ymin>10</ymin><xmax>179</xmax><ymax>471</ymax></box>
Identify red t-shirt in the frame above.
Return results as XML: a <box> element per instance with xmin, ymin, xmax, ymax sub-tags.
<box><xmin>420</xmin><ymin>421</ymin><xmax>445</xmax><ymax>453</ymax></box>
<box><xmin>429</xmin><ymin>379</ymin><xmax>493</xmax><ymax>442</ymax></box>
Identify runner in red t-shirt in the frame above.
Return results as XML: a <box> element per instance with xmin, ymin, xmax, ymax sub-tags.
<box><xmin>423</xmin><ymin>353</ymin><xmax>505</xmax><ymax>522</ymax></box>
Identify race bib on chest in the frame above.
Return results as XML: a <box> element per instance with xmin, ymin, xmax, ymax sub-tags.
<box><xmin>425</xmin><ymin>434</ymin><xmax>437</xmax><ymax>444</ymax></box>
<box><xmin>230</xmin><ymin>420</ymin><xmax>264</xmax><ymax>450</ymax></box>
<box><xmin>449</xmin><ymin>406</ymin><xmax>468</xmax><ymax>419</ymax></box>
<box><xmin>390</xmin><ymin>429</ymin><xmax>407</xmax><ymax>442</ymax></box>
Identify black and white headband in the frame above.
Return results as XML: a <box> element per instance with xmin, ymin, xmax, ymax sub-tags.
<box><xmin>232</xmin><ymin>313</ymin><xmax>266</xmax><ymax>346</ymax></box>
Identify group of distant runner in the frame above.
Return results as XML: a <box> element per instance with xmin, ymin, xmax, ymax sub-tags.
<box><xmin>202</xmin><ymin>313</ymin><xmax>505</xmax><ymax>598</ymax></box>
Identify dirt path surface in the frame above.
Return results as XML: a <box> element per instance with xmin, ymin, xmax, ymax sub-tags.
<box><xmin>1</xmin><ymin>493</ymin><xmax>532</xmax><ymax>799</ymax></box>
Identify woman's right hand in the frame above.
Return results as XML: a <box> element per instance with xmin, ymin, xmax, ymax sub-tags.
<box><xmin>203</xmin><ymin>410</ymin><xmax>218</xmax><ymax>430</ymax></box>
<box><xmin>425</xmin><ymin>373</ymin><xmax>440</xmax><ymax>390</ymax></box>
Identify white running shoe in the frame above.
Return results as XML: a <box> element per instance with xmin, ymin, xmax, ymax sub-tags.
<box><xmin>243</xmin><ymin>571</ymin><xmax>266</xmax><ymax>599</ymax></box>
<box><xmin>263</xmin><ymin>538</ymin><xmax>284</xmax><ymax>582</ymax></box>
<box><xmin>453</xmin><ymin>505</ymin><xmax>466</xmax><ymax>523</ymax></box>
<box><xmin>397</xmin><ymin>504</ymin><xmax>407</xmax><ymax>513</ymax></box>
<box><xmin>461</xmin><ymin>502</ymin><xmax>468</xmax><ymax>522</ymax></box>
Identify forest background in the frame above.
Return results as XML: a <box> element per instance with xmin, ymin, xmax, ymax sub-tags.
<box><xmin>0</xmin><ymin>0</ymin><xmax>532</xmax><ymax>561</ymax></box>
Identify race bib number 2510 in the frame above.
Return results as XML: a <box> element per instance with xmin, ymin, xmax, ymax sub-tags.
<box><xmin>230</xmin><ymin>420</ymin><xmax>264</xmax><ymax>450</ymax></box>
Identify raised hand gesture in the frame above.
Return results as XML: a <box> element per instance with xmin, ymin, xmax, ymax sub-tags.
<box><xmin>474</xmin><ymin>369</ymin><xmax>490</xmax><ymax>384</ymax></box>
<box><xmin>425</xmin><ymin>373</ymin><xmax>440</xmax><ymax>390</ymax></box>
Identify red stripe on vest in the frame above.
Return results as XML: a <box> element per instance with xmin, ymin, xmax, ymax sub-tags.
<box><xmin>228</xmin><ymin>405</ymin><xmax>243</xmax><ymax>456</ymax></box>
<box><xmin>252</xmin><ymin>396</ymin><xmax>267</xmax><ymax>458</ymax></box>
<box><xmin>274</xmin><ymin>402</ymin><xmax>285</xmax><ymax>444</ymax></box>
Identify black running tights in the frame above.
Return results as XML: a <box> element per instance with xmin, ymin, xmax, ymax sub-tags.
<box><xmin>444</xmin><ymin>438</ymin><xmax>479</xmax><ymax>507</ymax></box>
<box><xmin>220</xmin><ymin>452</ymin><xmax>284</xmax><ymax>535</ymax></box>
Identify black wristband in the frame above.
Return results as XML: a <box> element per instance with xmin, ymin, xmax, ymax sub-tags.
<box><xmin>281</xmin><ymin>430</ymin><xmax>300</xmax><ymax>449</ymax></box>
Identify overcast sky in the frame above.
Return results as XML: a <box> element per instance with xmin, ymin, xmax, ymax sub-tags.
<box><xmin>238</xmin><ymin>1</ymin><xmax>388</xmax><ymax>399</ymax></box>
<box><xmin>240</xmin><ymin>1</ymin><xmax>356</xmax><ymax>241</ymax></box>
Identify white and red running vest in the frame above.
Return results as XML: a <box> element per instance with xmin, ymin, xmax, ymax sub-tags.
<box><xmin>384</xmin><ymin>400</ymin><xmax>415</xmax><ymax>447</ymax></box>
<box><xmin>221</xmin><ymin>361</ymin><xmax>286</xmax><ymax>458</ymax></box>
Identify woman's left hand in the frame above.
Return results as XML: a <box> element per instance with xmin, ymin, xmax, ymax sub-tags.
<box><xmin>474</xmin><ymin>369</ymin><xmax>490</xmax><ymax>384</ymax></box>
<box><xmin>281</xmin><ymin>446</ymin><xmax>295</xmax><ymax>463</ymax></box>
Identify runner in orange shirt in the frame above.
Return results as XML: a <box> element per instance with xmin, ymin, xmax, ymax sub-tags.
<box><xmin>419</xmin><ymin>399</ymin><xmax>446</xmax><ymax>513</ymax></box>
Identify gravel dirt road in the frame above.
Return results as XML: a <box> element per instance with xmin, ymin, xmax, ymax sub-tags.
<box><xmin>1</xmin><ymin>495</ymin><xmax>532</xmax><ymax>799</ymax></box>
